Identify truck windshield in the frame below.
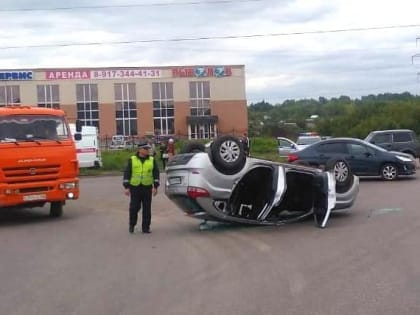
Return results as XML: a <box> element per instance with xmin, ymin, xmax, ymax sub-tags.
<box><xmin>0</xmin><ymin>115</ymin><xmax>69</xmax><ymax>142</ymax></box>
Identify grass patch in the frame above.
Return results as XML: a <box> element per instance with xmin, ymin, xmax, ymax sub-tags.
<box><xmin>249</xmin><ymin>137</ymin><xmax>284</xmax><ymax>162</ymax></box>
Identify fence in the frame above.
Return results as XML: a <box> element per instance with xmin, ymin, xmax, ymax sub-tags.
<box><xmin>99</xmin><ymin>129</ymin><xmax>247</xmax><ymax>150</ymax></box>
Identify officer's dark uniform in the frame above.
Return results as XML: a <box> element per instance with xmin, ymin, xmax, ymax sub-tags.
<box><xmin>123</xmin><ymin>141</ymin><xmax>160</xmax><ymax>234</ymax></box>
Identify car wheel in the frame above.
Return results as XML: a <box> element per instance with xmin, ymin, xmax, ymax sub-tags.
<box><xmin>50</xmin><ymin>201</ymin><xmax>63</xmax><ymax>217</ymax></box>
<box><xmin>325</xmin><ymin>158</ymin><xmax>354</xmax><ymax>193</ymax></box>
<box><xmin>380</xmin><ymin>163</ymin><xmax>398</xmax><ymax>180</ymax></box>
<box><xmin>181</xmin><ymin>141</ymin><xmax>205</xmax><ymax>154</ymax></box>
<box><xmin>210</xmin><ymin>135</ymin><xmax>247</xmax><ymax>175</ymax></box>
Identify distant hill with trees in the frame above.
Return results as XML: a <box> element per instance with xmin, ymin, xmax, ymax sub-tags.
<box><xmin>248</xmin><ymin>92</ymin><xmax>420</xmax><ymax>140</ymax></box>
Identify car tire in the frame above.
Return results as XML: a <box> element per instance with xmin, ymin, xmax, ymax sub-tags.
<box><xmin>210</xmin><ymin>135</ymin><xmax>247</xmax><ymax>175</ymax></box>
<box><xmin>181</xmin><ymin>141</ymin><xmax>205</xmax><ymax>154</ymax></box>
<box><xmin>50</xmin><ymin>201</ymin><xmax>63</xmax><ymax>217</ymax></box>
<box><xmin>325</xmin><ymin>158</ymin><xmax>354</xmax><ymax>193</ymax></box>
<box><xmin>380</xmin><ymin>163</ymin><xmax>398</xmax><ymax>181</ymax></box>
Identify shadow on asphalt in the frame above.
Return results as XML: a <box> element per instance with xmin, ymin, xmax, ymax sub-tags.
<box><xmin>358</xmin><ymin>175</ymin><xmax>418</xmax><ymax>182</ymax></box>
<box><xmin>0</xmin><ymin>207</ymin><xmax>68</xmax><ymax>227</ymax></box>
<box><xmin>177</xmin><ymin>210</ymin><xmax>352</xmax><ymax>235</ymax></box>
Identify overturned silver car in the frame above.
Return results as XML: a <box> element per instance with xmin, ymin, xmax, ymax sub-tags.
<box><xmin>165</xmin><ymin>135</ymin><xmax>359</xmax><ymax>228</ymax></box>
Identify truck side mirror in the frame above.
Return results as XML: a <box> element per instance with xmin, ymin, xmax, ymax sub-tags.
<box><xmin>75</xmin><ymin>120</ymin><xmax>82</xmax><ymax>133</ymax></box>
<box><xmin>74</xmin><ymin>133</ymin><xmax>82</xmax><ymax>141</ymax></box>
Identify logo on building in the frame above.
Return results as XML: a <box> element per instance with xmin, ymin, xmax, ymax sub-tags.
<box><xmin>0</xmin><ymin>71</ymin><xmax>33</xmax><ymax>80</ymax></box>
<box><xmin>172</xmin><ymin>66</ymin><xmax>232</xmax><ymax>78</ymax></box>
<box><xmin>214</xmin><ymin>66</ymin><xmax>230</xmax><ymax>77</ymax></box>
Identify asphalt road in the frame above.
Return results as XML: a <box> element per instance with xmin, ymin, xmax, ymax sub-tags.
<box><xmin>1</xmin><ymin>173</ymin><xmax>420</xmax><ymax>315</ymax></box>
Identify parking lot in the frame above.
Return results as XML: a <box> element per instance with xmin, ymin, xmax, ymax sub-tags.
<box><xmin>1</xmin><ymin>173</ymin><xmax>420</xmax><ymax>315</ymax></box>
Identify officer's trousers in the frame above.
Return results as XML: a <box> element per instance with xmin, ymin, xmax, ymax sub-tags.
<box><xmin>129</xmin><ymin>185</ymin><xmax>152</xmax><ymax>231</ymax></box>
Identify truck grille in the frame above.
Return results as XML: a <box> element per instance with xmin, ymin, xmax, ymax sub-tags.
<box><xmin>2</xmin><ymin>164</ymin><xmax>61</xmax><ymax>184</ymax></box>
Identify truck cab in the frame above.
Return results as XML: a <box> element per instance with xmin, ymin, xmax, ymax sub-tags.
<box><xmin>0</xmin><ymin>106</ymin><xmax>79</xmax><ymax>217</ymax></box>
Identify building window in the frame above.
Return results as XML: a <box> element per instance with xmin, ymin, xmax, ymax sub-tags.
<box><xmin>37</xmin><ymin>85</ymin><xmax>59</xmax><ymax>108</ymax></box>
<box><xmin>152</xmin><ymin>82</ymin><xmax>174</xmax><ymax>136</ymax></box>
<box><xmin>114</xmin><ymin>83</ymin><xmax>137</xmax><ymax>136</ymax></box>
<box><xmin>76</xmin><ymin>84</ymin><xmax>99</xmax><ymax>130</ymax></box>
<box><xmin>0</xmin><ymin>85</ymin><xmax>20</xmax><ymax>106</ymax></box>
<box><xmin>190</xmin><ymin>123</ymin><xmax>216</xmax><ymax>140</ymax></box>
<box><xmin>189</xmin><ymin>81</ymin><xmax>215</xmax><ymax>139</ymax></box>
<box><xmin>189</xmin><ymin>81</ymin><xmax>211</xmax><ymax>116</ymax></box>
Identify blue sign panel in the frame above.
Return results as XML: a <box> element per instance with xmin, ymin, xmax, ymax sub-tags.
<box><xmin>0</xmin><ymin>71</ymin><xmax>33</xmax><ymax>80</ymax></box>
<box><xmin>214</xmin><ymin>66</ymin><xmax>226</xmax><ymax>77</ymax></box>
<box><xmin>194</xmin><ymin>67</ymin><xmax>207</xmax><ymax>77</ymax></box>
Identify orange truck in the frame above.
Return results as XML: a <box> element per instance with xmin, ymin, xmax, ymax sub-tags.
<box><xmin>0</xmin><ymin>106</ymin><xmax>80</xmax><ymax>217</ymax></box>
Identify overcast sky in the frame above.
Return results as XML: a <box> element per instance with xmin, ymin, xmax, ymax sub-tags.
<box><xmin>2</xmin><ymin>0</ymin><xmax>420</xmax><ymax>104</ymax></box>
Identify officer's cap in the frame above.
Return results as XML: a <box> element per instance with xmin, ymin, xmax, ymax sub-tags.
<box><xmin>137</xmin><ymin>140</ymin><xmax>152</xmax><ymax>149</ymax></box>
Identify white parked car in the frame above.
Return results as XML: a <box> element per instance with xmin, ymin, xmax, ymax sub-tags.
<box><xmin>277</xmin><ymin>136</ymin><xmax>322</xmax><ymax>157</ymax></box>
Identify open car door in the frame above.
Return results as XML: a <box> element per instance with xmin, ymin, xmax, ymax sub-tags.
<box><xmin>227</xmin><ymin>165</ymin><xmax>286</xmax><ymax>222</ymax></box>
<box><xmin>313</xmin><ymin>171</ymin><xmax>336</xmax><ymax>228</ymax></box>
<box><xmin>227</xmin><ymin>164</ymin><xmax>336</xmax><ymax>227</ymax></box>
<box><xmin>256</xmin><ymin>166</ymin><xmax>285</xmax><ymax>221</ymax></box>
<box><xmin>277</xmin><ymin>137</ymin><xmax>299</xmax><ymax>157</ymax></box>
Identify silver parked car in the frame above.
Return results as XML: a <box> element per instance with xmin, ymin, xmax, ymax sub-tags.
<box><xmin>165</xmin><ymin>135</ymin><xmax>359</xmax><ymax>229</ymax></box>
<box><xmin>277</xmin><ymin>136</ymin><xmax>322</xmax><ymax>157</ymax></box>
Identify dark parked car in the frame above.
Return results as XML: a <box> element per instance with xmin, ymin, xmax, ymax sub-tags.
<box><xmin>165</xmin><ymin>135</ymin><xmax>359</xmax><ymax>229</ymax></box>
<box><xmin>364</xmin><ymin>129</ymin><xmax>420</xmax><ymax>159</ymax></box>
<box><xmin>288</xmin><ymin>137</ymin><xmax>416</xmax><ymax>181</ymax></box>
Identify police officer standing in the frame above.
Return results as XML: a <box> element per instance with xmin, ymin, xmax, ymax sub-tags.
<box><xmin>123</xmin><ymin>140</ymin><xmax>160</xmax><ymax>234</ymax></box>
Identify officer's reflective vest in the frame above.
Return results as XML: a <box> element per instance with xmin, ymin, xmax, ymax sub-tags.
<box><xmin>129</xmin><ymin>156</ymin><xmax>154</xmax><ymax>186</ymax></box>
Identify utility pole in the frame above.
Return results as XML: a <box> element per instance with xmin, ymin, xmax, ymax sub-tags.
<box><xmin>413</xmin><ymin>37</ymin><xmax>420</xmax><ymax>84</ymax></box>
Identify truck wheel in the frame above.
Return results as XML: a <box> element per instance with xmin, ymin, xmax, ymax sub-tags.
<box><xmin>50</xmin><ymin>202</ymin><xmax>63</xmax><ymax>217</ymax></box>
